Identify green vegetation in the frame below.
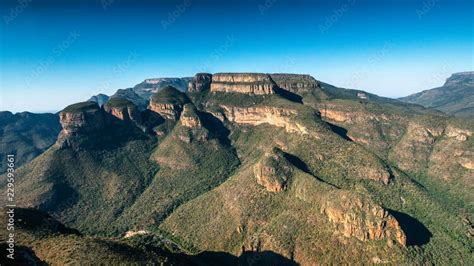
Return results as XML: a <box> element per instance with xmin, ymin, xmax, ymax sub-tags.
<box><xmin>62</xmin><ymin>101</ymin><xmax>100</xmax><ymax>113</ymax></box>
<box><xmin>151</xmin><ymin>86</ymin><xmax>190</xmax><ymax>105</ymax></box>
<box><xmin>103</xmin><ymin>96</ymin><xmax>136</xmax><ymax>108</ymax></box>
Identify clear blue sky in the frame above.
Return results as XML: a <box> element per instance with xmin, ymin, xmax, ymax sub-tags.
<box><xmin>1</xmin><ymin>0</ymin><xmax>472</xmax><ymax>112</ymax></box>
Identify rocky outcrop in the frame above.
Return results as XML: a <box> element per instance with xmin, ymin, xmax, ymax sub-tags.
<box><xmin>210</xmin><ymin>73</ymin><xmax>277</xmax><ymax>95</ymax></box>
<box><xmin>103</xmin><ymin>97</ymin><xmax>142</xmax><ymax>124</ymax></box>
<box><xmin>254</xmin><ymin>147</ymin><xmax>293</xmax><ymax>192</ymax></box>
<box><xmin>221</xmin><ymin>105</ymin><xmax>309</xmax><ymax>135</ymax></box>
<box><xmin>188</xmin><ymin>73</ymin><xmax>212</xmax><ymax>92</ymax></box>
<box><xmin>180</xmin><ymin>104</ymin><xmax>202</xmax><ymax>128</ymax></box>
<box><xmin>270</xmin><ymin>74</ymin><xmax>319</xmax><ymax>93</ymax></box>
<box><xmin>148</xmin><ymin>86</ymin><xmax>189</xmax><ymax>120</ymax></box>
<box><xmin>322</xmin><ymin>193</ymin><xmax>406</xmax><ymax>246</ymax></box>
<box><xmin>445</xmin><ymin>126</ymin><xmax>471</xmax><ymax>141</ymax></box>
<box><xmin>59</xmin><ymin>102</ymin><xmax>108</xmax><ymax>136</ymax></box>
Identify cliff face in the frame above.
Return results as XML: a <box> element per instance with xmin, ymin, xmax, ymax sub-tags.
<box><xmin>210</xmin><ymin>73</ymin><xmax>277</xmax><ymax>95</ymax></box>
<box><xmin>322</xmin><ymin>193</ymin><xmax>407</xmax><ymax>246</ymax></box>
<box><xmin>220</xmin><ymin>105</ymin><xmax>309</xmax><ymax>135</ymax></box>
<box><xmin>188</xmin><ymin>73</ymin><xmax>212</xmax><ymax>92</ymax></box>
<box><xmin>270</xmin><ymin>74</ymin><xmax>319</xmax><ymax>93</ymax></box>
<box><xmin>59</xmin><ymin>102</ymin><xmax>108</xmax><ymax>136</ymax></box>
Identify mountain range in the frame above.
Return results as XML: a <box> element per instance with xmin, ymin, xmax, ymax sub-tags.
<box><xmin>400</xmin><ymin>71</ymin><xmax>474</xmax><ymax>118</ymax></box>
<box><xmin>0</xmin><ymin>72</ymin><xmax>473</xmax><ymax>265</ymax></box>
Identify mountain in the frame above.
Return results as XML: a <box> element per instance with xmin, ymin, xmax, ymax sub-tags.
<box><xmin>88</xmin><ymin>77</ymin><xmax>194</xmax><ymax>111</ymax></box>
<box><xmin>400</xmin><ymin>72</ymin><xmax>474</xmax><ymax>118</ymax></box>
<box><xmin>0</xmin><ymin>111</ymin><xmax>61</xmax><ymax>172</ymax></box>
<box><xmin>88</xmin><ymin>93</ymin><xmax>110</xmax><ymax>107</ymax></box>
<box><xmin>1</xmin><ymin>73</ymin><xmax>473</xmax><ymax>265</ymax></box>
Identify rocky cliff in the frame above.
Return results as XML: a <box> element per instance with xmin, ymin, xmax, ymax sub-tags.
<box><xmin>210</xmin><ymin>73</ymin><xmax>277</xmax><ymax>95</ymax></box>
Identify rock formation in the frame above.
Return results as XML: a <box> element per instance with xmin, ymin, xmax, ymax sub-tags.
<box><xmin>180</xmin><ymin>104</ymin><xmax>202</xmax><ymax>128</ymax></box>
<box><xmin>188</xmin><ymin>73</ymin><xmax>212</xmax><ymax>92</ymax></box>
<box><xmin>254</xmin><ymin>147</ymin><xmax>293</xmax><ymax>192</ymax></box>
<box><xmin>58</xmin><ymin>102</ymin><xmax>108</xmax><ymax>136</ymax></box>
<box><xmin>148</xmin><ymin>86</ymin><xmax>190</xmax><ymax>120</ymax></box>
<box><xmin>103</xmin><ymin>97</ymin><xmax>142</xmax><ymax>124</ymax></box>
<box><xmin>270</xmin><ymin>74</ymin><xmax>319</xmax><ymax>93</ymax></box>
<box><xmin>221</xmin><ymin>105</ymin><xmax>308</xmax><ymax>134</ymax></box>
<box><xmin>210</xmin><ymin>73</ymin><xmax>277</xmax><ymax>95</ymax></box>
<box><xmin>321</xmin><ymin>193</ymin><xmax>407</xmax><ymax>246</ymax></box>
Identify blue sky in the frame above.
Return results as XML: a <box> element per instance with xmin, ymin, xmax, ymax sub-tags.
<box><xmin>0</xmin><ymin>0</ymin><xmax>472</xmax><ymax>112</ymax></box>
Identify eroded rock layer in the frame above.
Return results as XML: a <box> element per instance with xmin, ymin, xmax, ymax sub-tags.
<box><xmin>210</xmin><ymin>73</ymin><xmax>277</xmax><ymax>95</ymax></box>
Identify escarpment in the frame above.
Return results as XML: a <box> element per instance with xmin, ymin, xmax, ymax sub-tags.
<box><xmin>321</xmin><ymin>193</ymin><xmax>407</xmax><ymax>246</ymax></box>
<box><xmin>220</xmin><ymin>105</ymin><xmax>309</xmax><ymax>134</ymax></box>
<box><xmin>210</xmin><ymin>73</ymin><xmax>277</xmax><ymax>95</ymax></box>
<box><xmin>148</xmin><ymin>86</ymin><xmax>190</xmax><ymax>120</ymax></box>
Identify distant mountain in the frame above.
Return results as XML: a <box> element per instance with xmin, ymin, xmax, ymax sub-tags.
<box><xmin>400</xmin><ymin>72</ymin><xmax>474</xmax><ymax>118</ymax></box>
<box><xmin>134</xmin><ymin>77</ymin><xmax>192</xmax><ymax>96</ymax></box>
<box><xmin>0</xmin><ymin>111</ymin><xmax>61</xmax><ymax>172</ymax></box>
<box><xmin>88</xmin><ymin>93</ymin><xmax>110</xmax><ymax>107</ymax></box>
<box><xmin>111</xmin><ymin>88</ymin><xmax>149</xmax><ymax>110</ymax></box>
